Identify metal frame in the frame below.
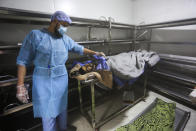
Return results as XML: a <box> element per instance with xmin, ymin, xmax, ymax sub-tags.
<box><xmin>0</xmin><ymin>75</ymin><xmax>32</xmax><ymax>88</ymax></box>
<box><xmin>1</xmin><ymin>7</ymin><xmax>196</xmax><ymax>47</ymax></box>
<box><xmin>77</xmin><ymin>72</ymin><xmax>148</xmax><ymax>130</ymax></box>
<box><xmin>147</xmin><ymin>52</ymin><xmax>196</xmax><ymax>108</ymax></box>
<box><xmin>0</xmin><ymin>7</ymin><xmax>134</xmax><ymax>56</ymax></box>
<box><xmin>132</xmin><ymin>26</ymin><xmax>137</xmax><ymax>50</ymax></box>
<box><xmin>128</xmin><ymin>98</ymin><xmax>191</xmax><ymax>131</ymax></box>
<box><xmin>135</xmin><ymin>17</ymin><xmax>196</xmax><ymax>109</ymax></box>
<box><xmin>0</xmin><ymin>7</ymin><xmax>134</xmax><ymax>29</ymax></box>
<box><xmin>136</xmin><ymin>18</ymin><xmax>196</xmax><ymax>48</ymax></box>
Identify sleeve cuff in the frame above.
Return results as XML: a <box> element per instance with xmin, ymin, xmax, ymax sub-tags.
<box><xmin>74</xmin><ymin>45</ymin><xmax>84</xmax><ymax>55</ymax></box>
<box><xmin>79</xmin><ymin>46</ymin><xmax>84</xmax><ymax>55</ymax></box>
<box><xmin>16</xmin><ymin>60</ymin><xmax>27</xmax><ymax>66</ymax></box>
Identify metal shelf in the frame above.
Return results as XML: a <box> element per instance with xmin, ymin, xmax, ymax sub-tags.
<box><xmin>159</xmin><ymin>54</ymin><xmax>196</xmax><ymax>65</ymax></box>
<box><xmin>148</xmin><ymin>81</ymin><xmax>191</xmax><ymax>103</ymax></box>
<box><xmin>153</xmin><ymin>70</ymin><xmax>196</xmax><ymax>85</ymax></box>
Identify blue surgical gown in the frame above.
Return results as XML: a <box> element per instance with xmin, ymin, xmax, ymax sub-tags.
<box><xmin>17</xmin><ymin>29</ymin><xmax>84</xmax><ymax>118</ymax></box>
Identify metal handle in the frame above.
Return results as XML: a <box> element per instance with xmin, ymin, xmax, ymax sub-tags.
<box><xmin>3</xmin><ymin>103</ymin><xmax>20</xmax><ymax>112</ymax></box>
<box><xmin>16</xmin><ymin>129</ymin><xmax>27</xmax><ymax>131</ymax></box>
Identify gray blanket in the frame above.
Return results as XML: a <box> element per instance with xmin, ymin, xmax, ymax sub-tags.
<box><xmin>106</xmin><ymin>50</ymin><xmax>160</xmax><ymax>80</ymax></box>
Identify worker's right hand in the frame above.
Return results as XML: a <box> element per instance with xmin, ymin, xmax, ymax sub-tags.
<box><xmin>16</xmin><ymin>84</ymin><xmax>29</xmax><ymax>104</ymax></box>
<box><xmin>95</xmin><ymin>52</ymin><xmax>106</xmax><ymax>57</ymax></box>
<box><xmin>189</xmin><ymin>88</ymin><xmax>196</xmax><ymax>105</ymax></box>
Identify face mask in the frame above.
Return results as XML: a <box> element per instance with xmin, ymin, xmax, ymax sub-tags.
<box><xmin>57</xmin><ymin>24</ymin><xmax>68</xmax><ymax>36</ymax></box>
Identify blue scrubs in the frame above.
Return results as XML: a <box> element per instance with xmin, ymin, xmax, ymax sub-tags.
<box><xmin>17</xmin><ymin>29</ymin><xmax>84</xmax><ymax>118</ymax></box>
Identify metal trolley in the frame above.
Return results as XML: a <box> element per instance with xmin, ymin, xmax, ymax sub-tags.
<box><xmin>77</xmin><ymin>72</ymin><xmax>148</xmax><ymax>130</ymax></box>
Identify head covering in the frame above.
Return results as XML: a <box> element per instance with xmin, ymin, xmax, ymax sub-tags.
<box><xmin>51</xmin><ymin>11</ymin><xmax>72</xmax><ymax>24</ymax></box>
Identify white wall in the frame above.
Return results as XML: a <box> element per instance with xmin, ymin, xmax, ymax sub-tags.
<box><xmin>132</xmin><ymin>0</ymin><xmax>196</xmax><ymax>26</ymax></box>
<box><xmin>1</xmin><ymin>0</ymin><xmax>196</xmax><ymax>26</ymax></box>
<box><xmin>0</xmin><ymin>0</ymin><xmax>133</xmax><ymax>24</ymax></box>
<box><xmin>0</xmin><ymin>0</ymin><xmax>55</xmax><ymax>13</ymax></box>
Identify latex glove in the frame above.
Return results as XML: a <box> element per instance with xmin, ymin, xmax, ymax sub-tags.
<box><xmin>16</xmin><ymin>84</ymin><xmax>29</xmax><ymax>104</ymax></box>
<box><xmin>189</xmin><ymin>88</ymin><xmax>196</xmax><ymax>104</ymax></box>
<box><xmin>95</xmin><ymin>52</ymin><xmax>106</xmax><ymax>57</ymax></box>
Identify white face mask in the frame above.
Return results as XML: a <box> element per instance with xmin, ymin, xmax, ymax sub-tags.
<box><xmin>58</xmin><ymin>24</ymin><xmax>68</xmax><ymax>35</ymax></box>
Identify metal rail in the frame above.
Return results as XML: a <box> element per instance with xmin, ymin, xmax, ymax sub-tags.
<box><xmin>137</xmin><ymin>41</ymin><xmax>196</xmax><ymax>45</ymax></box>
<box><xmin>0</xmin><ymin>103</ymin><xmax>33</xmax><ymax>117</ymax></box>
<box><xmin>3</xmin><ymin>8</ymin><xmax>196</xmax><ymax>30</ymax></box>
<box><xmin>151</xmin><ymin>71</ymin><xmax>195</xmax><ymax>87</ymax></box>
<box><xmin>137</xmin><ymin>18</ymin><xmax>196</xmax><ymax>29</ymax></box>
<box><xmin>0</xmin><ymin>7</ymin><xmax>134</xmax><ymax>29</ymax></box>
<box><xmin>159</xmin><ymin>53</ymin><xmax>196</xmax><ymax>61</ymax></box>
<box><xmin>159</xmin><ymin>54</ymin><xmax>196</xmax><ymax>65</ymax></box>
<box><xmin>0</xmin><ymin>7</ymin><xmax>132</xmax><ymax>27</ymax></box>
<box><xmin>153</xmin><ymin>71</ymin><xmax>196</xmax><ymax>85</ymax></box>
<box><xmin>0</xmin><ymin>75</ymin><xmax>32</xmax><ymax>87</ymax></box>
<box><xmin>1</xmin><ymin>8</ymin><xmax>196</xmax><ymax>31</ymax></box>
<box><xmin>148</xmin><ymin>82</ymin><xmax>194</xmax><ymax>107</ymax></box>
<box><xmin>0</xmin><ymin>39</ymin><xmax>133</xmax><ymax>50</ymax></box>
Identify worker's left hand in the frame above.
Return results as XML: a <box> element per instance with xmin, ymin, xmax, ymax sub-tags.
<box><xmin>95</xmin><ymin>52</ymin><xmax>106</xmax><ymax>57</ymax></box>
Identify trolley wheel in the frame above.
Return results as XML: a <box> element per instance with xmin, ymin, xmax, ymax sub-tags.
<box><xmin>142</xmin><ymin>98</ymin><xmax>146</xmax><ymax>102</ymax></box>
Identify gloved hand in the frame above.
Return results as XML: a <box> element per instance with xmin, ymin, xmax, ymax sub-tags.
<box><xmin>189</xmin><ymin>88</ymin><xmax>196</xmax><ymax>105</ymax></box>
<box><xmin>95</xmin><ymin>52</ymin><xmax>106</xmax><ymax>57</ymax></box>
<box><xmin>16</xmin><ymin>84</ymin><xmax>29</xmax><ymax>104</ymax></box>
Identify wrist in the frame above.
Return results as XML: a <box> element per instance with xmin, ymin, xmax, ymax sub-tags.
<box><xmin>16</xmin><ymin>84</ymin><xmax>24</xmax><ymax>88</ymax></box>
<box><xmin>17</xmin><ymin>81</ymin><xmax>24</xmax><ymax>86</ymax></box>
